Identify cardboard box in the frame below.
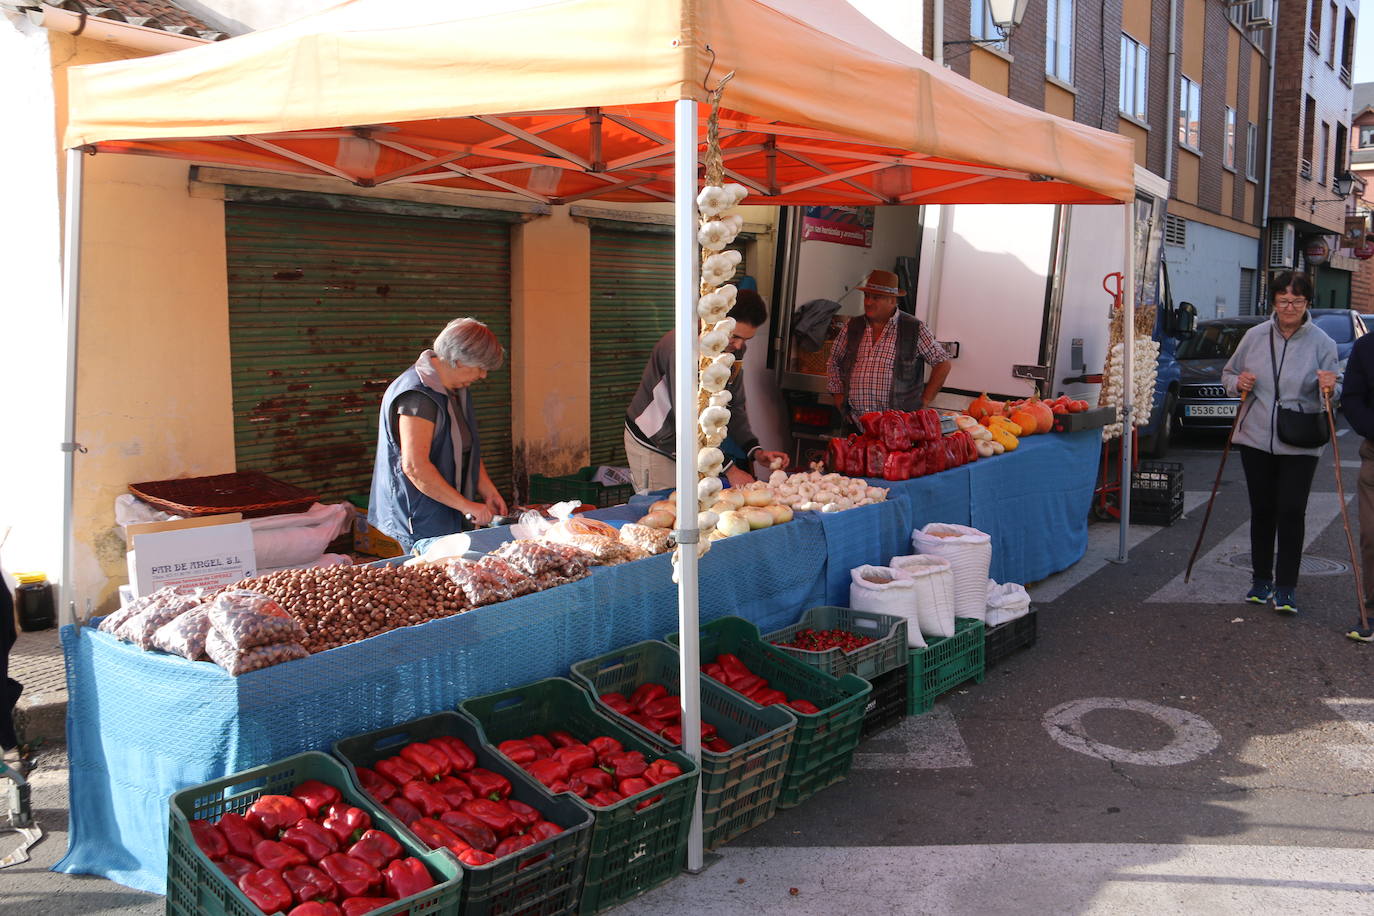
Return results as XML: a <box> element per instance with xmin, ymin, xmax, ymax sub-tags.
<box><xmin>349</xmin><ymin>504</ymin><xmax>405</xmax><ymax>558</ymax></box>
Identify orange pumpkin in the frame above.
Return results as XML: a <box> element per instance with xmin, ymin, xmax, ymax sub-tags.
<box><xmin>967</xmin><ymin>392</ymin><xmax>1004</xmax><ymax>422</ymax></box>
<box><xmin>1009</xmin><ymin>409</ymin><xmax>1038</xmax><ymax>435</ymax></box>
<box><xmin>1025</xmin><ymin>398</ymin><xmax>1055</xmax><ymax>430</ymax></box>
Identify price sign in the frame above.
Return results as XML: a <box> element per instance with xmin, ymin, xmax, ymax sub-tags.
<box><xmin>129</xmin><ymin>521</ymin><xmax>257</xmax><ymax>596</ymax></box>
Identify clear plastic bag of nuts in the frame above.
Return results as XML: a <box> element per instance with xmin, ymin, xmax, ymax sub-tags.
<box><xmin>474</xmin><ymin>556</ymin><xmax>539</xmax><ymax>597</ymax></box>
<box><xmin>151</xmin><ymin>606</ymin><xmax>214</xmax><ymax>660</ymax></box>
<box><xmin>206</xmin><ymin>628</ymin><xmax>308</xmax><ymax>675</ymax></box>
<box><xmin>443</xmin><ymin>559</ymin><xmax>516</xmax><ymax>606</ymax></box>
<box><xmin>207</xmin><ymin>588</ymin><xmax>305</xmax><ymax>650</ymax></box>
<box><xmin>114</xmin><ymin>586</ymin><xmax>207</xmax><ymax>650</ymax></box>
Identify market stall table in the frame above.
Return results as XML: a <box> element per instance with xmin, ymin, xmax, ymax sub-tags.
<box><xmin>57</xmin><ymin>429</ymin><xmax>1100</xmax><ymax>892</ymax></box>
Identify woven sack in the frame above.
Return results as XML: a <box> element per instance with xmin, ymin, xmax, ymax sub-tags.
<box><xmin>849</xmin><ymin>565</ymin><xmax>926</xmax><ymax>648</ymax></box>
<box><xmin>985</xmin><ymin>580</ymin><xmax>1031</xmax><ymax>627</ymax></box>
<box><xmin>890</xmin><ymin>554</ymin><xmax>957</xmax><ymax>639</ymax></box>
<box><xmin>912</xmin><ymin>523</ymin><xmax>992</xmax><ymax>621</ymax></box>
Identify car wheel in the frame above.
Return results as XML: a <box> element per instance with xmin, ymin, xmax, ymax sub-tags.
<box><xmin>1142</xmin><ymin>393</ymin><xmax>1176</xmax><ymax>458</ymax></box>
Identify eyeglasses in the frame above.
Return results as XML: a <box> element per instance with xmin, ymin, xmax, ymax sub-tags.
<box><xmin>1274</xmin><ymin>297</ymin><xmax>1307</xmax><ymax>309</ymax></box>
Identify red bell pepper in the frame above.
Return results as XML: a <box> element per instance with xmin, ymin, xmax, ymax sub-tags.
<box><xmin>526</xmin><ymin>820</ymin><xmax>563</xmax><ymax>842</ymax></box>
<box><xmin>716</xmin><ymin>653</ymin><xmax>750</xmax><ymax>679</ymax></box>
<box><xmin>352</xmin><ymin>767</ymin><xmax>397</xmax><ymax>803</ymax></box>
<box><xmin>587</xmin><ymin>789</ymin><xmax>624</xmax><ymax>807</ymax></box>
<box><xmin>526</xmin><ymin>734</ymin><xmax>556</xmax><ymax>759</ymax></box>
<box><xmin>618</xmin><ymin>776</ymin><xmax>651</xmax><ymax>798</ymax></box>
<box><xmin>492</xmin><ymin>833</ymin><xmax>537</xmax><ymax>859</ymax></box>
<box><xmin>320</xmin><ymin>854</ymin><xmax>382</xmax><ymax>899</ymax></box>
<box><xmin>628</xmin><ymin>711</ymin><xmax>669</xmax><ymax>734</ymax></box>
<box><xmin>373</xmin><ymin>756</ymin><xmax>421</xmax><ymax>787</ymax></box>
<box><xmin>497</xmin><ymin>739</ymin><xmax>538</xmax><ymax>766</ymax></box>
<box><xmin>400</xmin><ymin>741</ymin><xmax>451</xmax><ymax>781</ymax></box>
<box><xmin>751</xmin><ymin>687</ymin><xmax>789</xmax><ymax>706</ymax></box>
<box><xmin>216</xmin><ymin>854</ymin><xmax>258</xmax><ymax>884</ymax></box>
<box><xmin>703</xmin><ymin>737</ymin><xmax>735</xmax><ymax>753</ymax></box>
<box><xmin>288</xmin><ymin>902</ymin><xmax>342</xmax><ymax>916</ymax></box>
<box><xmin>525</xmin><ymin>758</ymin><xmax>570</xmax><ymax>789</ymax></box>
<box><xmin>409</xmin><ymin>816</ymin><xmax>463</xmax><ymax>851</ymax></box>
<box><xmin>552</xmin><ymin>743</ymin><xmax>596</xmax><ymax>773</ymax></box>
<box><xmin>924</xmin><ymin>441</ymin><xmax>947</xmax><ymax>474</ymax></box>
<box><xmin>346</xmin><ymin>829</ymin><xmax>403</xmax><ymax>871</ymax></box>
<box><xmin>281</xmin><ymin>818</ymin><xmax>339</xmax><ymax>861</ymax></box>
<box><xmin>290</xmin><ymin>780</ymin><xmax>342</xmax><ymax>817</ymax></box>
<box><xmin>787</xmin><ymin>699</ymin><xmax>821</xmax><ymax>714</ymax></box>
<box><xmin>460</xmin><ymin>798</ymin><xmax>519</xmax><ymax>837</ymax></box>
<box><xmin>656</xmin><ymin>724</ymin><xmax>683</xmax><ymax>746</ymax></box>
<box><xmin>881</xmin><ymin>409</ymin><xmax>912</xmax><ymax>451</ymax></box>
<box><xmin>321</xmin><ymin>804</ymin><xmax>372</xmax><ymax>846</ymax></box>
<box><xmin>586</xmin><ymin>737</ymin><xmax>621</xmax><ymax>763</ymax></box>
<box><xmin>546</xmin><ymin>729</ymin><xmax>579</xmax><ymax>748</ymax></box>
<box><xmin>826</xmin><ymin>435</ymin><xmax>848</xmax><ymax>474</ymax></box>
<box><xmin>433</xmin><ymin>775</ymin><xmax>474</xmax><ymax>809</ymax></box>
<box><xmin>400</xmin><ymin>780</ymin><xmax>448</xmax><ymax>818</ymax></box>
<box><xmin>190</xmin><ymin>818</ymin><xmax>228</xmax><ymax>860</ymax></box>
<box><xmin>383</xmin><ymin>856</ymin><xmax>434</xmax><ymax>899</ymax></box>
<box><xmin>881</xmin><ymin>450</ymin><xmax>909</xmax><ymax>481</ymax></box>
<box><xmin>505</xmin><ymin>799</ymin><xmax>541</xmax><ymax>831</ymax></box>
<box><xmin>382</xmin><ymin>796</ymin><xmax>422</xmax><ymax>827</ymax></box>
<box><xmin>628</xmin><ymin>682</ymin><xmax>669</xmax><ymax>711</ymax></box>
<box><xmin>604</xmin><ymin>751</ymin><xmax>648</xmax><ymax>780</ymax></box>
<box><xmin>728</xmin><ymin>673</ymin><xmax>766</xmax><ymax>697</ymax></box>
<box><xmin>339</xmin><ymin>897</ymin><xmax>395</xmax><ymax>916</ymax></box>
<box><xmin>641</xmin><ymin>696</ymin><xmax>681</xmax><ymax>722</ymax></box>
<box><xmin>865</xmin><ymin>440</ymin><xmax>888</xmax><ymax>478</ymax></box>
<box><xmin>572</xmin><ymin>766</ymin><xmax>613</xmax><ymax>794</ymax></box>
<box><xmin>253</xmin><ymin>838</ymin><xmax>309</xmax><ymax>872</ymax></box>
<box><xmin>428</xmin><ymin>735</ymin><xmax>477</xmax><ymax>773</ymax></box>
<box><xmin>702</xmin><ymin>664</ymin><xmax>728</xmax><ymax>683</ymax></box>
<box><xmin>282</xmin><ymin>863</ymin><xmax>339</xmax><ymax>905</ymax></box>
<box><xmin>439</xmin><ymin>810</ymin><xmax>497</xmax><ymax>852</ymax></box>
<box><xmin>238</xmin><ymin>868</ymin><xmax>293</xmax><ymax>914</ymax></box>
<box><xmin>455</xmin><ymin>848</ymin><xmax>497</xmax><ymax>867</ymax></box>
<box><xmin>247</xmin><ymin>795</ymin><xmax>309</xmax><ymax>836</ymax></box>
<box><xmin>844</xmin><ymin>435</ymin><xmax>870</xmax><ymax>478</ymax></box>
<box><xmin>858</xmin><ymin>412</ymin><xmax>884</xmax><ymax>437</ymax></box>
<box><xmin>643</xmin><ymin>760</ymin><xmax>684</xmax><ymax>786</ymax></box>
<box><xmin>465</xmin><ymin>768</ymin><xmax>511</xmax><ymax>801</ymax></box>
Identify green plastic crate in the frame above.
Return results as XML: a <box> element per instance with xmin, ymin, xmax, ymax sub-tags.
<box><xmin>458</xmin><ymin>678</ymin><xmax>699</xmax><ymax>915</ymax></box>
<box><xmin>668</xmin><ymin>616</ymin><xmax>870</xmax><ymax>809</ymax></box>
<box><xmin>167</xmin><ymin>752</ymin><xmax>462</xmax><ymax>916</ymax></box>
<box><xmin>907</xmin><ymin>617</ymin><xmax>986</xmax><ymax>715</ymax></box>
<box><xmin>569</xmin><ymin>640</ymin><xmax>796</xmax><ymax>850</ymax></box>
<box><xmin>528</xmin><ymin>467</ymin><xmax>633</xmax><ymax>509</ymax></box>
<box><xmin>764</xmin><ymin>606</ymin><xmax>908</xmax><ymax>680</ymax></box>
<box><xmin>334</xmin><ymin>711</ymin><xmax>594</xmax><ymax>916</ymax></box>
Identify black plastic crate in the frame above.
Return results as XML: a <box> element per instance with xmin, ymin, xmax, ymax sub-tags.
<box><xmin>1132</xmin><ymin>500</ymin><xmax>1184</xmax><ymax>526</ymax></box>
<box><xmin>983</xmin><ymin>609</ymin><xmax>1038</xmax><ymax>669</ymax></box>
<box><xmin>1132</xmin><ymin>461</ymin><xmax>1183</xmax><ymax>491</ymax></box>
<box><xmin>860</xmin><ymin>665</ymin><xmax>908</xmax><ymax>738</ymax></box>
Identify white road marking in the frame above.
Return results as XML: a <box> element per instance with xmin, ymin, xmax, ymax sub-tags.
<box><xmin>1322</xmin><ymin>698</ymin><xmax>1374</xmax><ymax>771</ymax></box>
<box><xmin>851</xmin><ymin>707</ymin><xmax>973</xmax><ymax>770</ymax></box>
<box><xmin>1042</xmin><ymin>698</ymin><xmax>1221</xmax><ymax>766</ymax></box>
<box><xmin>1337</xmin><ymin>427</ymin><xmax>1350</xmax><ymax>437</ymax></box>
<box><xmin>1145</xmin><ymin>492</ymin><xmax>1351</xmax><ymax>605</ymax></box>
<box><xmin>613</xmin><ymin>845</ymin><xmax>1374</xmax><ymax>914</ymax></box>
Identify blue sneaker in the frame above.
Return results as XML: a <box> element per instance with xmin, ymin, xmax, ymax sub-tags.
<box><xmin>1273</xmin><ymin>588</ymin><xmax>1298</xmax><ymax>615</ymax></box>
<box><xmin>1347</xmin><ymin>623</ymin><xmax>1374</xmax><ymax>643</ymax></box>
<box><xmin>1245</xmin><ymin>580</ymin><xmax>1274</xmax><ymax>604</ymax></box>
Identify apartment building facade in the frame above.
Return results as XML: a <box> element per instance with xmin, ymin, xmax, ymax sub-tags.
<box><xmin>1349</xmin><ymin>82</ymin><xmax>1374</xmax><ymax>313</ymax></box>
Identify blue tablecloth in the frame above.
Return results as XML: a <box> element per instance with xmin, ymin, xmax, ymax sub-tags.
<box><xmin>56</xmin><ymin>430</ymin><xmax>1099</xmax><ymax>893</ymax></box>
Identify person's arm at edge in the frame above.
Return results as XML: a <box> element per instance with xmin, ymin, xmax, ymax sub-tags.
<box><xmin>398</xmin><ymin>414</ymin><xmax>491</xmax><ymax>524</ymax></box>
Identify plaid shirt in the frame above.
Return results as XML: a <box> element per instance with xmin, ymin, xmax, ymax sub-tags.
<box><xmin>826</xmin><ymin>313</ymin><xmax>949</xmax><ymax>419</ymax></box>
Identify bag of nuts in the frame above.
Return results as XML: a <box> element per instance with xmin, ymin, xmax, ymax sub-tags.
<box><xmin>99</xmin><ymin>593</ymin><xmax>156</xmax><ymax>635</ymax></box>
<box><xmin>443</xmin><ymin>560</ymin><xmax>516</xmax><ymax>607</ymax></box>
<box><xmin>208</xmin><ymin>589</ymin><xmax>305</xmax><ymax>650</ymax></box>
<box><xmin>205</xmin><ymin>628</ymin><xmax>308</xmax><ymax>675</ymax></box>
<box><xmin>115</xmin><ymin>587</ymin><xmax>205</xmax><ymax>650</ymax></box>
<box><xmin>151</xmin><ymin>605</ymin><xmax>214</xmax><ymax>660</ymax></box>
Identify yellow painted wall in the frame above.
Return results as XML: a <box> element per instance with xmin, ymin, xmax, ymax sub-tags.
<box><xmin>1227</xmin><ymin>32</ymin><xmax>1240</xmax><ymax>102</ymax></box>
<box><xmin>1118</xmin><ymin>118</ymin><xmax>1149</xmax><ymax>167</ymax></box>
<box><xmin>1221</xmin><ymin>171</ymin><xmax>1234</xmax><ymax>218</ymax></box>
<box><xmin>1044</xmin><ymin>81</ymin><xmax>1075</xmax><ymax>121</ymax></box>
<box><xmin>1248</xmin><ymin>48</ymin><xmax>1263</xmax><ymax>123</ymax></box>
<box><xmin>1182</xmin><ymin>0</ymin><xmax>1205</xmax><ymax>81</ymax></box>
<box><xmin>1122</xmin><ymin>0</ymin><xmax>1151</xmax><ymax>42</ymax></box>
<box><xmin>1177</xmin><ymin>149</ymin><xmax>1200</xmax><ymax>205</ymax></box>
<box><xmin>970</xmin><ymin>47</ymin><xmax>1010</xmax><ymax>96</ymax></box>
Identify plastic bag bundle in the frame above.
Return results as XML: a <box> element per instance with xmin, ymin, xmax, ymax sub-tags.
<box><xmin>560</xmin><ymin>533</ymin><xmax>647</xmax><ymax>565</ymax></box>
<box><xmin>444</xmin><ymin>559</ymin><xmax>517</xmax><ymax>606</ymax></box>
<box><xmin>911</xmin><ymin>523</ymin><xmax>992</xmax><ymax>621</ymax></box>
<box><xmin>99</xmin><ymin>593</ymin><xmax>155</xmax><ymax>635</ymax></box>
<box><xmin>474</xmin><ymin>556</ymin><xmax>539</xmax><ymax>597</ymax></box>
<box><xmin>490</xmin><ymin>539</ymin><xmax>574</xmax><ymax>577</ymax></box>
<box><xmin>985</xmin><ymin>580</ymin><xmax>1032</xmax><ymax>627</ymax></box>
<box><xmin>206</xmin><ymin>628</ymin><xmax>308</xmax><ymax>675</ymax></box>
<box><xmin>890</xmin><ymin>554</ymin><xmax>957</xmax><ymax>639</ymax></box>
<box><xmin>151</xmin><ymin>605</ymin><xmax>214</xmax><ymax>660</ymax></box>
<box><xmin>619</xmin><ymin>523</ymin><xmax>674</xmax><ymax>555</ymax></box>
<box><xmin>207</xmin><ymin>589</ymin><xmax>304</xmax><ymax>650</ymax></box>
<box><xmin>115</xmin><ymin>587</ymin><xmax>205</xmax><ymax>650</ymax></box>
<box><xmin>848</xmin><ymin>565</ymin><xmax>926</xmax><ymax>648</ymax></box>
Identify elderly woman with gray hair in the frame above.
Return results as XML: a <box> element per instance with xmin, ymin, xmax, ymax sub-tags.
<box><xmin>370</xmin><ymin>318</ymin><xmax>508</xmax><ymax>551</ymax></box>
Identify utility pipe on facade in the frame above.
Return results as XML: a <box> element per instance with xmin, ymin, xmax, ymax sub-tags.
<box><xmin>1118</xmin><ymin>203</ymin><xmax>1137</xmax><ymax>561</ymax></box>
<box><xmin>1164</xmin><ymin>0</ymin><xmax>1179</xmax><ymax>185</ymax></box>
<box><xmin>1256</xmin><ymin>2</ymin><xmax>1279</xmax><ymax>309</ymax></box>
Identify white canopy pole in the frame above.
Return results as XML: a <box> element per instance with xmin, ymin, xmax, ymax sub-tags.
<box><xmin>672</xmin><ymin>98</ymin><xmax>705</xmax><ymax>872</ymax></box>
<box><xmin>60</xmin><ymin>147</ymin><xmax>87</xmax><ymax>627</ymax></box>
<box><xmin>1117</xmin><ymin>201</ymin><xmax>1136</xmax><ymax>559</ymax></box>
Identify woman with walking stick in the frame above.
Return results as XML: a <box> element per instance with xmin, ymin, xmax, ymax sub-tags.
<box><xmin>1221</xmin><ymin>271</ymin><xmax>1339</xmax><ymax>615</ymax></box>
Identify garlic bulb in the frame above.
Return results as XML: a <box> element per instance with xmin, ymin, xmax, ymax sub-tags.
<box><xmin>717</xmin><ymin>284</ymin><xmax>738</xmax><ymax>308</ymax></box>
<box><xmin>820</xmin><ymin>502</ymin><xmax>840</xmax><ymax>513</ymax></box>
<box><xmin>701</xmin><ymin>362</ymin><xmax>731</xmax><ymax>393</ymax></box>
<box><xmin>698</xmin><ymin>510</ymin><xmax>719</xmax><ymax>531</ymax></box>
<box><xmin>700</xmin><ymin>328</ymin><xmax>729</xmax><ymax>356</ymax></box>
<box><xmin>700</xmin><ymin>406</ymin><xmax>730</xmax><ymax>433</ymax></box>
<box><xmin>708</xmin><ymin>390</ymin><xmax>732</xmax><ymax>409</ymax></box>
<box><xmin>723</xmin><ymin>183</ymin><xmax>749</xmax><ymax>204</ymax></box>
<box><xmin>768</xmin><ymin>470</ymin><xmax>788</xmax><ymax>487</ymax></box>
<box><xmin>702</xmin><ymin>429</ymin><xmax>725</xmax><ymax>447</ymax></box>
<box><xmin>697</xmin><ymin>447</ymin><xmax>724</xmax><ymax>475</ymax></box>
<box><xmin>712</xmin><ymin>352</ymin><xmax>736</xmax><ymax>371</ymax></box>
<box><xmin>698</xmin><ymin>291</ymin><xmax>730</xmax><ymax>323</ymax></box>
<box><xmin>698</xmin><ymin>476</ymin><xmax>722</xmax><ymax>502</ymax></box>
<box><xmin>696</xmin><ymin>185</ymin><xmax>732</xmax><ymax>218</ymax></box>
<box><xmin>697</xmin><ymin>220</ymin><xmax>732</xmax><ymax>251</ymax></box>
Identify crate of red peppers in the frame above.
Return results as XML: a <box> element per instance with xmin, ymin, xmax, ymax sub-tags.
<box><xmin>764</xmin><ymin>606</ymin><xmax>908</xmax><ymax>681</ymax></box>
<box><xmin>332</xmin><ymin>711</ymin><xmax>593</xmax><ymax>916</ymax></box>
<box><xmin>459</xmin><ymin>677</ymin><xmax>698</xmax><ymax>915</ymax></box>
<box><xmin>569</xmin><ymin>639</ymin><xmax>796</xmax><ymax>850</ymax></box>
<box><xmin>667</xmin><ymin>616</ymin><xmax>870</xmax><ymax>809</ymax></box>
<box><xmin>167</xmin><ymin>751</ymin><xmax>461</xmax><ymax>916</ymax></box>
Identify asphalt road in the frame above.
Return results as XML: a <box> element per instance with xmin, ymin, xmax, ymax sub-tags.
<box><xmin>5</xmin><ymin>425</ymin><xmax>1372</xmax><ymax>914</ymax></box>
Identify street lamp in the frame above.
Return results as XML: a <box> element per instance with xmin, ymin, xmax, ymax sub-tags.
<box><xmin>1308</xmin><ymin>171</ymin><xmax>1357</xmax><ymax>213</ymax></box>
<box><xmin>944</xmin><ymin>0</ymin><xmax>1032</xmax><ymax>47</ymax></box>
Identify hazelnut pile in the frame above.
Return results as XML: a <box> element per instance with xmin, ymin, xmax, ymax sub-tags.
<box><xmin>233</xmin><ymin>563</ymin><xmax>468</xmax><ymax>654</ymax></box>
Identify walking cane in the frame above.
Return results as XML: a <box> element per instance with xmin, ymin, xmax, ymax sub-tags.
<box><xmin>1321</xmin><ymin>389</ymin><xmax>1370</xmax><ymax>633</ymax></box>
<box><xmin>1185</xmin><ymin>391</ymin><xmax>1251</xmax><ymax>583</ymax></box>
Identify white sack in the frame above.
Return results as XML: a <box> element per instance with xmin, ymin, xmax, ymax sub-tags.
<box><xmin>890</xmin><ymin>554</ymin><xmax>957</xmax><ymax>639</ymax></box>
<box><xmin>912</xmin><ymin>523</ymin><xmax>992</xmax><ymax>621</ymax></box>
<box><xmin>849</xmin><ymin>565</ymin><xmax>926</xmax><ymax>648</ymax></box>
<box><xmin>116</xmin><ymin>497</ymin><xmax>351</xmax><ymax>569</ymax></box>
<box><xmin>985</xmin><ymin>579</ymin><xmax>1031</xmax><ymax>627</ymax></box>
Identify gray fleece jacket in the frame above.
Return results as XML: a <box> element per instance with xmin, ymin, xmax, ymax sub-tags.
<box><xmin>1220</xmin><ymin>312</ymin><xmax>1339</xmax><ymax>456</ymax></box>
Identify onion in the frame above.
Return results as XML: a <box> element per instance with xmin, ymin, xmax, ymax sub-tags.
<box><xmin>765</xmin><ymin>504</ymin><xmax>793</xmax><ymax>524</ymax></box>
<box><xmin>709</xmin><ymin>500</ymin><xmax>736</xmax><ymax>515</ymax></box>
<box><xmin>740</xmin><ymin>506</ymin><xmax>774</xmax><ymax>530</ymax></box>
<box><xmin>715</xmin><ymin>510</ymin><xmax>751</xmax><ymax>537</ymax></box>
<box><xmin>716</xmin><ymin>489</ymin><xmax>745</xmax><ymax>509</ymax></box>
<box><xmin>649</xmin><ymin>500</ymin><xmax>677</xmax><ymax>516</ymax></box>
<box><xmin>744</xmin><ymin>488</ymin><xmax>774</xmax><ymax>508</ymax></box>
<box><xmin>638</xmin><ymin>510</ymin><xmax>675</xmax><ymax>528</ymax></box>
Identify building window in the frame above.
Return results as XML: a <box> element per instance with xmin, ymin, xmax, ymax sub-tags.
<box><xmin>1301</xmin><ymin>95</ymin><xmax>1316</xmax><ymax>175</ymax></box>
<box><xmin>1334</xmin><ymin>123</ymin><xmax>1348</xmax><ymax>180</ymax></box>
<box><xmin>1119</xmin><ymin>34</ymin><xmax>1148</xmax><ymax>121</ymax></box>
<box><xmin>1178</xmin><ymin>77</ymin><xmax>1201</xmax><ymax>150</ymax></box>
<box><xmin>1360</xmin><ymin>126</ymin><xmax>1374</xmax><ymax>148</ymax></box>
<box><xmin>1341</xmin><ymin>11</ymin><xmax>1355</xmax><ymax>83</ymax></box>
<box><xmin>1327</xmin><ymin>2</ymin><xmax>1338</xmax><ymax>65</ymax></box>
<box><xmin>1319</xmin><ymin>122</ymin><xmax>1329</xmax><ymax>182</ymax></box>
<box><xmin>1308</xmin><ymin>0</ymin><xmax>1322</xmax><ymax>49</ymax></box>
<box><xmin>969</xmin><ymin>0</ymin><xmax>1005</xmax><ymax>49</ymax></box>
<box><xmin>1046</xmin><ymin>0</ymin><xmax>1074</xmax><ymax>83</ymax></box>
<box><xmin>1224</xmin><ymin>108</ymin><xmax>1236</xmax><ymax>169</ymax></box>
<box><xmin>1246</xmin><ymin>122</ymin><xmax>1258</xmax><ymax>180</ymax></box>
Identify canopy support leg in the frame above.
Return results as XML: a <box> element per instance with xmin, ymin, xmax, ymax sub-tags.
<box><xmin>60</xmin><ymin>147</ymin><xmax>87</xmax><ymax>628</ymax></box>
<box><xmin>1117</xmin><ymin>201</ymin><xmax>1136</xmax><ymax>561</ymax></box>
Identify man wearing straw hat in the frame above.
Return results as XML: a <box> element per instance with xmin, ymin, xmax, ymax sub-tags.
<box><xmin>825</xmin><ymin>268</ymin><xmax>952</xmax><ymax>427</ymax></box>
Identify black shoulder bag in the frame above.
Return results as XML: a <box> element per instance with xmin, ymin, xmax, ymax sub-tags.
<box><xmin>1269</xmin><ymin>328</ymin><xmax>1328</xmax><ymax>448</ymax></box>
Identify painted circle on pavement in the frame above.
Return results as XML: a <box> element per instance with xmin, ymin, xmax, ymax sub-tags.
<box><xmin>1042</xmin><ymin>697</ymin><xmax>1221</xmax><ymax>766</ymax></box>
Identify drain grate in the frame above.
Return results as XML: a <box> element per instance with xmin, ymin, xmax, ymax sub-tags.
<box><xmin>1217</xmin><ymin>552</ymin><xmax>1349</xmax><ymax>576</ymax></box>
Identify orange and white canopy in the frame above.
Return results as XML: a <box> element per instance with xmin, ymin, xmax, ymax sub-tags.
<box><xmin>63</xmin><ymin>0</ymin><xmax>1135</xmax><ymax>206</ymax></box>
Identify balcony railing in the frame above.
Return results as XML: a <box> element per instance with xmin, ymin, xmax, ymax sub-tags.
<box><xmin>1308</xmin><ymin>30</ymin><xmax>1320</xmax><ymax>51</ymax></box>
<box><xmin>1341</xmin><ymin>65</ymin><xmax>1352</xmax><ymax>85</ymax></box>
<box><xmin>1300</xmin><ymin>159</ymin><xmax>1312</xmax><ymax>179</ymax></box>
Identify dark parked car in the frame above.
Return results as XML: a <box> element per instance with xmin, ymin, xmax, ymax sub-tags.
<box><xmin>1307</xmin><ymin>308</ymin><xmax>1369</xmax><ymax>364</ymax></box>
<box><xmin>1172</xmin><ymin>316</ymin><xmax>1265</xmax><ymax>432</ymax></box>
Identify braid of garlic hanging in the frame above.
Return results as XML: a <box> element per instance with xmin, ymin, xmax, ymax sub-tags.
<box><xmin>674</xmin><ymin>71</ymin><xmax>745</xmax><ymax>579</ymax></box>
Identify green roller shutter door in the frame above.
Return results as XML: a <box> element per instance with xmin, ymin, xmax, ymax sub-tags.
<box><xmin>588</xmin><ymin>228</ymin><xmax>745</xmax><ymax>466</ymax></box>
<box><xmin>225</xmin><ymin>201</ymin><xmax>513</xmax><ymax>504</ymax></box>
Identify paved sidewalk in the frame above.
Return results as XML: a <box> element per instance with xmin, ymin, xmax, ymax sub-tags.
<box><xmin>11</xmin><ymin>626</ymin><xmax>67</xmax><ymax>751</ymax></box>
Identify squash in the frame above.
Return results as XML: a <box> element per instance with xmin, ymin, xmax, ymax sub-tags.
<box><xmin>1008</xmin><ymin>409</ymin><xmax>1038</xmax><ymax>435</ymax></box>
<box><xmin>989</xmin><ymin>415</ymin><xmax>1022</xmax><ymax>436</ymax></box>
<box><xmin>967</xmin><ymin>392</ymin><xmax>1004</xmax><ymax>422</ymax></box>
<box><xmin>989</xmin><ymin>425</ymin><xmax>1019</xmax><ymax>451</ymax></box>
<box><xmin>1024</xmin><ymin>398</ymin><xmax>1055</xmax><ymax>431</ymax></box>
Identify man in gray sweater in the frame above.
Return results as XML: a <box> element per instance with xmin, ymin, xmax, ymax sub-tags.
<box><xmin>624</xmin><ymin>289</ymin><xmax>790</xmax><ymax>492</ymax></box>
